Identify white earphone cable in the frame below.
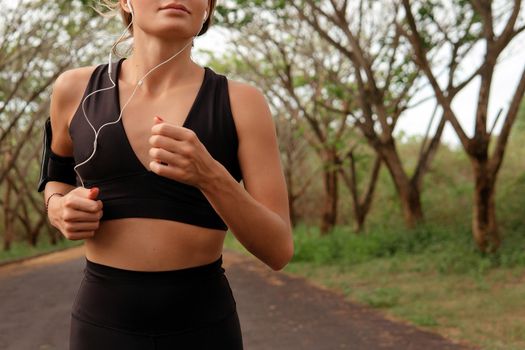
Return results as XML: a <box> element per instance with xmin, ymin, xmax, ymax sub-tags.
<box><xmin>73</xmin><ymin>1</ymin><xmax>207</xmax><ymax>188</ymax></box>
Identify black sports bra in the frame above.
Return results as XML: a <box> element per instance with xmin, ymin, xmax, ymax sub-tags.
<box><xmin>68</xmin><ymin>57</ymin><xmax>242</xmax><ymax>230</ymax></box>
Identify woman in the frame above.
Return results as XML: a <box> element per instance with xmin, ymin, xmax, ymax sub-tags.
<box><xmin>38</xmin><ymin>0</ymin><xmax>293</xmax><ymax>348</ymax></box>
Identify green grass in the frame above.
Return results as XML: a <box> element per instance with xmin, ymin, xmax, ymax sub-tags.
<box><xmin>224</xmin><ymin>223</ymin><xmax>525</xmax><ymax>350</ymax></box>
<box><xmin>0</xmin><ymin>236</ymin><xmax>82</xmax><ymax>265</ymax></box>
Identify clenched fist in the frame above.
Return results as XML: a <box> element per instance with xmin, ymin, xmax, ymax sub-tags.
<box><xmin>48</xmin><ymin>187</ymin><xmax>103</xmax><ymax>240</ymax></box>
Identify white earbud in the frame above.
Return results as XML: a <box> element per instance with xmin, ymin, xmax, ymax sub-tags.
<box><xmin>203</xmin><ymin>10</ymin><xmax>208</xmax><ymax>22</ymax></box>
<box><xmin>108</xmin><ymin>0</ymin><xmax>133</xmax><ymax>76</ymax></box>
<box><xmin>127</xmin><ymin>0</ymin><xmax>134</xmax><ymax>17</ymax></box>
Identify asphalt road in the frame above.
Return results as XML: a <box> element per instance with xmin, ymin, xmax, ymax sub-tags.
<box><xmin>0</xmin><ymin>246</ymin><xmax>479</xmax><ymax>350</ymax></box>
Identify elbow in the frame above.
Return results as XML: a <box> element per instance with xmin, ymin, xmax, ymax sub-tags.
<box><xmin>270</xmin><ymin>240</ymin><xmax>294</xmax><ymax>271</ymax></box>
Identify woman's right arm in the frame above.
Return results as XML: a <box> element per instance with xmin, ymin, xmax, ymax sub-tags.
<box><xmin>44</xmin><ymin>67</ymin><xmax>103</xmax><ymax>240</ymax></box>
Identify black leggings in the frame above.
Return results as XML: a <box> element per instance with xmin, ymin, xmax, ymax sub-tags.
<box><xmin>69</xmin><ymin>254</ymin><xmax>243</xmax><ymax>349</ymax></box>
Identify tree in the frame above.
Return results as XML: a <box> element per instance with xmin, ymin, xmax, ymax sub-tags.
<box><xmin>0</xmin><ymin>0</ymin><xmax>115</xmax><ymax>249</ymax></box>
<box><xmin>216</xmin><ymin>0</ymin><xmax>456</xmax><ymax>230</ymax></box>
<box><xmin>401</xmin><ymin>0</ymin><xmax>525</xmax><ymax>252</ymax></box>
<box><xmin>213</xmin><ymin>15</ymin><xmax>356</xmax><ymax>233</ymax></box>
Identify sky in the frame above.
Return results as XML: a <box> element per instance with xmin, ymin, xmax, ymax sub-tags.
<box><xmin>195</xmin><ymin>26</ymin><xmax>525</xmax><ymax>148</ymax></box>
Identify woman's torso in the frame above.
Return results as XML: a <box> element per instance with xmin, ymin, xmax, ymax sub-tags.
<box><xmin>62</xmin><ymin>60</ymin><xmax>230</xmax><ymax>271</ymax></box>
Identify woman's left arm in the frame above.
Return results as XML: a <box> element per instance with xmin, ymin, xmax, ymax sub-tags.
<box><xmin>198</xmin><ymin>80</ymin><xmax>293</xmax><ymax>271</ymax></box>
<box><xmin>149</xmin><ymin>80</ymin><xmax>293</xmax><ymax>271</ymax></box>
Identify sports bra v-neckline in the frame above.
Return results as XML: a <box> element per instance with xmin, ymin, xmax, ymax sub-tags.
<box><xmin>65</xmin><ymin>58</ymin><xmax>242</xmax><ymax>229</ymax></box>
<box><xmin>113</xmin><ymin>57</ymin><xmax>210</xmax><ymax>173</ymax></box>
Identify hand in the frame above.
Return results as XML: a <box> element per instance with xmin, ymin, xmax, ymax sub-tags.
<box><xmin>48</xmin><ymin>187</ymin><xmax>103</xmax><ymax>240</ymax></box>
<box><xmin>148</xmin><ymin>116</ymin><xmax>219</xmax><ymax>188</ymax></box>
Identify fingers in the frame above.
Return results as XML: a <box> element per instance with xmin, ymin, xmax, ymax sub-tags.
<box><xmin>64</xmin><ymin>231</ymin><xmax>96</xmax><ymax>241</ymax></box>
<box><xmin>58</xmin><ymin>187</ymin><xmax>104</xmax><ymax>241</ymax></box>
<box><xmin>63</xmin><ymin>208</ymin><xmax>103</xmax><ymax>222</ymax></box>
<box><xmin>63</xmin><ymin>196</ymin><xmax>103</xmax><ymax>213</ymax></box>
<box><xmin>61</xmin><ymin>211</ymin><xmax>101</xmax><ymax>240</ymax></box>
<box><xmin>63</xmin><ymin>220</ymin><xmax>100</xmax><ymax>233</ymax></box>
<box><xmin>149</xmin><ymin>134</ymin><xmax>179</xmax><ymax>153</ymax></box>
<box><xmin>149</xmin><ymin>147</ymin><xmax>190</xmax><ymax>168</ymax></box>
<box><xmin>150</xmin><ymin>121</ymin><xmax>195</xmax><ymax>141</ymax></box>
<box><xmin>71</xmin><ymin>186</ymin><xmax>98</xmax><ymax>200</ymax></box>
<box><xmin>149</xmin><ymin>135</ymin><xmax>196</xmax><ymax>159</ymax></box>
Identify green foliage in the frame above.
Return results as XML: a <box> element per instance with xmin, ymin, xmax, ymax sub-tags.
<box><xmin>290</xmin><ymin>98</ymin><xmax>525</xmax><ymax>271</ymax></box>
<box><xmin>407</xmin><ymin>314</ymin><xmax>439</xmax><ymax>327</ymax></box>
<box><xmin>0</xmin><ymin>237</ymin><xmax>82</xmax><ymax>264</ymax></box>
<box><xmin>515</xmin><ymin>99</ymin><xmax>525</xmax><ymax>132</ymax></box>
<box><xmin>358</xmin><ymin>287</ymin><xmax>401</xmax><ymax>308</ymax></box>
<box><xmin>291</xmin><ymin>220</ymin><xmax>525</xmax><ymax>275</ymax></box>
<box><xmin>215</xmin><ymin>0</ymin><xmax>287</xmax><ymax>28</ymax></box>
<box><xmin>61</xmin><ymin>0</ymin><xmax>99</xmax><ymax>18</ymax></box>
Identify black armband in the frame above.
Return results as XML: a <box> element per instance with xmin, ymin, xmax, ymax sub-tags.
<box><xmin>37</xmin><ymin>116</ymin><xmax>77</xmax><ymax>192</ymax></box>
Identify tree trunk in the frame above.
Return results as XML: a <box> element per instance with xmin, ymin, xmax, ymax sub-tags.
<box><xmin>471</xmin><ymin>158</ymin><xmax>500</xmax><ymax>252</ymax></box>
<box><xmin>3</xmin><ymin>150</ymin><xmax>14</xmax><ymax>251</ymax></box>
<box><xmin>378</xmin><ymin>140</ymin><xmax>424</xmax><ymax>227</ymax></box>
<box><xmin>289</xmin><ymin>193</ymin><xmax>298</xmax><ymax>228</ymax></box>
<box><xmin>339</xmin><ymin>152</ymin><xmax>382</xmax><ymax>234</ymax></box>
<box><xmin>3</xmin><ymin>183</ymin><xmax>13</xmax><ymax>251</ymax></box>
<box><xmin>354</xmin><ymin>208</ymin><xmax>366</xmax><ymax>233</ymax></box>
<box><xmin>320</xmin><ymin>149</ymin><xmax>339</xmax><ymax>235</ymax></box>
<box><xmin>403</xmin><ymin>183</ymin><xmax>423</xmax><ymax>228</ymax></box>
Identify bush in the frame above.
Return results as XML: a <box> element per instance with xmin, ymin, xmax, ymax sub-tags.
<box><xmin>290</xmin><ymin>221</ymin><xmax>525</xmax><ymax>275</ymax></box>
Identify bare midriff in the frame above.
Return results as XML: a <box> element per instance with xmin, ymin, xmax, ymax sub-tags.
<box><xmin>84</xmin><ymin>218</ymin><xmax>226</xmax><ymax>271</ymax></box>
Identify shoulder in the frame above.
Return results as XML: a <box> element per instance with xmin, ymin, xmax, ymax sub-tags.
<box><xmin>54</xmin><ymin>65</ymin><xmax>99</xmax><ymax>89</ymax></box>
<box><xmin>52</xmin><ymin>65</ymin><xmax>99</xmax><ymax>115</ymax></box>
<box><xmin>48</xmin><ymin>64</ymin><xmax>100</xmax><ymax>155</ymax></box>
<box><xmin>50</xmin><ymin>64</ymin><xmax>99</xmax><ymax>129</ymax></box>
<box><xmin>225</xmin><ymin>78</ymin><xmax>267</xmax><ymax>108</ymax></box>
<box><xmin>224</xmin><ymin>77</ymin><xmax>274</xmax><ymax>141</ymax></box>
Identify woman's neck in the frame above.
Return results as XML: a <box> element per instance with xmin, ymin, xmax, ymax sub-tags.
<box><xmin>122</xmin><ymin>34</ymin><xmax>199</xmax><ymax>95</ymax></box>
